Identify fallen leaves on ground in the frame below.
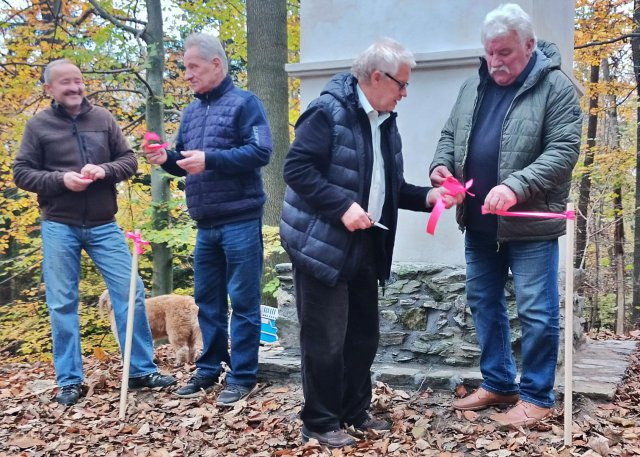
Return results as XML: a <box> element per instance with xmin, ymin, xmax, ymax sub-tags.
<box><xmin>1</xmin><ymin>335</ymin><xmax>639</xmax><ymax>457</ymax></box>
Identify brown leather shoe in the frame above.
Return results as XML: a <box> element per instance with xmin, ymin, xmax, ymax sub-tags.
<box><xmin>489</xmin><ymin>400</ymin><xmax>552</xmax><ymax>427</ymax></box>
<box><xmin>452</xmin><ymin>387</ymin><xmax>519</xmax><ymax>411</ymax></box>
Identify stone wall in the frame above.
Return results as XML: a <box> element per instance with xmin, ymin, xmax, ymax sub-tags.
<box><xmin>274</xmin><ymin>263</ymin><xmax>583</xmax><ymax>369</ymax></box>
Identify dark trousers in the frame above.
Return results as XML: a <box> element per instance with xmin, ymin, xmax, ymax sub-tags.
<box><xmin>294</xmin><ymin>234</ymin><xmax>380</xmax><ymax>433</ymax></box>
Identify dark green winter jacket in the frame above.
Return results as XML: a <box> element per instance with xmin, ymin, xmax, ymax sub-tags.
<box><xmin>429</xmin><ymin>40</ymin><xmax>583</xmax><ymax>241</ymax></box>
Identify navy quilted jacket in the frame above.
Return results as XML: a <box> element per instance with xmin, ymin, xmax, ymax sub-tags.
<box><xmin>162</xmin><ymin>76</ymin><xmax>272</xmax><ymax>226</ymax></box>
<box><xmin>280</xmin><ymin>72</ymin><xmax>431</xmax><ymax>287</ymax></box>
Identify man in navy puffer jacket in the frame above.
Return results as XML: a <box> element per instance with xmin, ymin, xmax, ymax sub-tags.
<box><xmin>281</xmin><ymin>39</ymin><xmax>457</xmax><ymax>448</ymax></box>
<box><xmin>143</xmin><ymin>33</ymin><xmax>272</xmax><ymax>406</ymax></box>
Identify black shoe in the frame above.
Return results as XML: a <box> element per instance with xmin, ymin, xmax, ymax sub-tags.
<box><xmin>301</xmin><ymin>426</ymin><xmax>356</xmax><ymax>448</ymax></box>
<box><xmin>174</xmin><ymin>372</ymin><xmax>219</xmax><ymax>398</ymax></box>
<box><xmin>55</xmin><ymin>384</ymin><xmax>82</xmax><ymax>406</ymax></box>
<box><xmin>351</xmin><ymin>414</ymin><xmax>391</xmax><ymax>432</ymax></box>
<box><xmin>129</xmin><ymin>372</ymin><xmax>177</xmax><ymax>389</ymax></box>
<box><xmin>216</xmin><ymin>383</ymin><xmax>257</xmax><ymax>406</ymax></box>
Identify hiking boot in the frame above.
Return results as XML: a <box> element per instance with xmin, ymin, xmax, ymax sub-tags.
<box><xmin>175</xmin><ymin>372</ymin><xmax>219</xmax><ymax>398</ymax></box>
<box><xmin>351</xmin><ymin>414</ymin><xmax>391</xmax><ymax>432</ymax></box>
<box><xmin>129</xmin><ymin>372</ymin><xmax>177</xmax><ymax>389</ymax></box>
<box><xmin>216</xmin><ymin>383</ymin><xmax>257</xmax><ymax>406</ymax></box>
<box><xmin>55</xmin><ymin>384</ymin><xmax>82</xmax><ymax>406</ymax></box>
<box><xmin>301</xmin><ymin>427</ymin><xmax>356</xmax><ymax>448</ymax></box>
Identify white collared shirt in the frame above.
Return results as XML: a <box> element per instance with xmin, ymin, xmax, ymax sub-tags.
<box><xmin>357</xmin><ymin>84</ymin><xmax>389</xmax><ymax>223</ymax></box>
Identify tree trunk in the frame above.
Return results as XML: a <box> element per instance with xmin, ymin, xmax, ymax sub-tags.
<box><xmin>591</xmin><ymin>204</ymin><xmax>602</xmax><ymax>331</ymax></box>
<box><xmin>631</xmin><ymin>0</ymin><xmax>640</xmax><ymax>326</ymax></box>
<box><xmin>145</xmin><ymin>0</ymin><xmax>172</xmax><ymax>295</ymax></box>
<box><xmin>615</xmin><ymin>189</ymin><xmax>625</xmax><ymax>334</ymax></box>
<box><xmin>575</xmin><ymin>64</ymin><xmax>600</xmax><ymax>271</ymax></box>
<box><xmin>603</xmin><ymin>59</ymin><xmax>626</xmax><ymax>334</ymax></box>
<box><xmin>246</xmin><ymin>0</ymin><xmax>289</xmax><ymax>227</ymax></box>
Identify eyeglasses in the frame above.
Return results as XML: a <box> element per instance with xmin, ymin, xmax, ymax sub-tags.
<box><xmin>384</xmin><ymin>72</ymin><xmax>409</xmax><ymax>90</ymax></box>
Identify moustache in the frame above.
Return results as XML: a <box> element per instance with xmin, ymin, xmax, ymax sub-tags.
<box><xmin>63</xmin><ymin>91</ymin><xmax>83</xmax><ymax>96</ymax></box>
<box><xmin>490</xmin><ymin>66</ymin><xmax>510</xmax><ymax>75</ymax></box>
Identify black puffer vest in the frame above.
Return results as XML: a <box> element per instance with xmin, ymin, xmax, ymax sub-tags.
<box><xmin>281</xmin><ymin>73</ymin><xmax>406</xmax><ymax>286</ymax></box>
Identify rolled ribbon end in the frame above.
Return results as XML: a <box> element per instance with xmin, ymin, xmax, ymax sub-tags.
<box><xmin>426</xmin><ymin>176</ymin><xmax>474</xmax><ymax>236</ymax></box>
<box><xmin>426</xmin><ymin>199</ymin><xmax>446</xmax><ymax>236</ymax></box>
<box><xmin>565</xmin><ymin>210</ymin><xmax>576</xmax><ymax>220</ymax></box>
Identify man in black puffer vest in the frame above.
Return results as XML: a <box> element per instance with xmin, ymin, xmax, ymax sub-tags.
<box><xmin>143</xmin><ymin>33</ymin><xmax>272</xmax><ymax>406</ymax></box>
<box><xmin>280</xmin><ymin>39</ymin><xmax>458</xmax><ymax>448</ymax></box>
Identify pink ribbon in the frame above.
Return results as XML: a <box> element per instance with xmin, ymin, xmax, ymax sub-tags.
<box><xmin>426</xmin><ymin>176</ymin><xmax>475</xmax><ymax>235</ymax></box>
<box><xmin>143</xmin><ymin>132</ymin><xmax>168</xmax><ymax>150</ymax></box>
<box><xmin>126</xmin><ymin>231</ymin><xmax>150</xmax><ymax>254</ymax></box>
<box><xmin>482</xmin><ymin>207</ymin><xmax>576</xmax><ymax>220</ymax></box>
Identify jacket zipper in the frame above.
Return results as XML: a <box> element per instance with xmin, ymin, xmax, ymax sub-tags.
<box><xmin>494</xmin><ymin>68</ymin><xmax>544</xmax><ymax>240</ymax></box>
<box><xmin>201</xmin><ymin>99</ymin><xmax>210</xmax><ymax>150</ymax></box>
<box><xmin>460</xmin><ymin>84</ymin><xmax>485</xmax><ymax>228</ymax></box>
<box><xmin>72</xmin><ymin>118</ymin><xmax>90</xmax><ymax>227</ymax></box>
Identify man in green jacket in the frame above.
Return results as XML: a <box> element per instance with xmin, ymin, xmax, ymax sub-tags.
<box><xmin>13</xmin><ymin>59</ymin><xmax>176</xmax><ymax>406</ymax></box>
<box><xmin>429</xmin><ymin>4</ymin><xmax>582</xmax><ymax>427</ymax></box>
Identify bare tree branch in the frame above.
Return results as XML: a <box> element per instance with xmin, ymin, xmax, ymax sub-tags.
<box><xmin>86</xmin><ymin>0</ymin><xmax>147</xmax><ymax>40</ymax></box>
<box><xmin>575</xmin><ymin>33</ymin><xmax>640</xmax><ymax>50</ymax></box>
<box><xmin>122</xmin><ymin>114</ymin><xmax>145</xmax><ymax>133</ymax></box>
<box><xmin>83</xmin><ymin>68</ymin><xmax>154</xmax><ymax>95</ymax></box>
<box><xmin>87</xmin><ymin>89</ymin><xmax>145</xmax><ymax>98</ymax></box>
<box><xmin>164</xmin><ymin>109</ymin><xmax>182</xmax><ymax>118</ymax></box>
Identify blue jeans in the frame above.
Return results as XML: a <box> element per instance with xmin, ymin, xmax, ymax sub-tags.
<box><xmin>193</xmin><ymin>219</ymin><xmax>263</xmax><ymax>386</ymax></box>
<box><xmin>465</xmin><ymin>230</ymin><xmax>560</xmax><ymax>408</ymax></box>
<box><xmin>42</xmin><ymin>220</ymin><xmax>158</xmax><ymax>387</ymax></box>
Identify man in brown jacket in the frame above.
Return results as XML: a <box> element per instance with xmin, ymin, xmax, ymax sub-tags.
<box><xmin>13</xmin><ymin>59</ymin><xmax>176</xmax><ymax>406</ymax></box>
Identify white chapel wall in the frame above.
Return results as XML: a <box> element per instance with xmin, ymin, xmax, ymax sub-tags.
<box><xmin>287</xmin><ymin>0</ymin><xmax>577</xmax><ymax>266</ymax></box>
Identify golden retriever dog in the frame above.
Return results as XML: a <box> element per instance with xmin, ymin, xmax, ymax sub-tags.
<box><xmin>98</xmin><ymin>290</ymin><xmax>202</xmax><ymax>366</ymax></box>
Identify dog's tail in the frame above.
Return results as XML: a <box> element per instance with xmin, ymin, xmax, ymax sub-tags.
<box><xmin>97</xmin><ymin>289</ymin><xmax>112</xmax><ymax>317</ymax></box>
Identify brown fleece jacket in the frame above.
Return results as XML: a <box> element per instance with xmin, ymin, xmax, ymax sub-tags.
<box><xmin>13</xmin><ymin>98</ymin><xmax>137</xmax><ymax>227</ymax></box>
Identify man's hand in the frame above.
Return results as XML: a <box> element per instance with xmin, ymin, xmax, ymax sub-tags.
<box><xmin>341</xmin><ymin>202</ymin><xmax>373</xmax><ymax>232</ymax></box>
<box><xmin>429</xmin><ymin>165</ymin><xmax>453</xmax><ymax>186</ymax></box>
<box><xmin>142</xmin><ymin>145</ymin><xmax>168</xmax><ymax>165</ymax></box>
<box><xmin>483</xmin><ymin>184</ymin><xmax>517</xmax><ymax>213</ymax></box>
<box><xmin>80</xmin><ymin>164</ymin><xmax>105</xmax><ymax>181</ymax></box>
<box><xmin>176</xmin><ymin>150</ymin><xmax>206</xmax><ymax>174</ymax></box>
<box><xmin>427</xmin><ymin>186</ymin><xmax>462</xmax><ymax>209</ymax></box>
<box><xmin>63</xmin><ymin>172</ymin><xmax>93</xmax><ymax>192</ymax></box>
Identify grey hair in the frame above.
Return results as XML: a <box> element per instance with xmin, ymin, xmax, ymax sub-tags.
<box><xmin>184</xmin><ymin>32</ymin><xmax>228</xmax><ymax>74</ymax></box>
<box><xmin>43</xmin><ymin>58</ymin><xmax>76</xmax><ymax>84</ymax></box>
<box><xmin>351</xmin><ymin>38</ymin><xmax>416</xmax><ymax>82</ymax></box>
<box><xmin>481</xmin><ymin>3</ymin><xmax>536</xmax><ymax>46</ymax></box>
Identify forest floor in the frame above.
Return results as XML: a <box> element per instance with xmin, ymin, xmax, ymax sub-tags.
<box><xmin>1</xmin><ymin>333</ymin><xmax>639</xmax><ymax>457</ymax></box>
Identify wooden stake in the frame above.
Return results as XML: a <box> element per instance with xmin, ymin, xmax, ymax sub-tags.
<box><xmin>119</xmin><ymin>229</ymin><xmax>141</xmax><ymax>420</ymax></box>
<box><xmin>564</xmin><ymin>203</ymin><xmax>575</xmax><ymax>446</ymax></box>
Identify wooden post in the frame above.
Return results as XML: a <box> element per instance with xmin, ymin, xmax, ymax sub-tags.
<box><xmin>564</xmin><ymin>203</ymin><xmax>575</xmax><ymax>446</ymax></box>
<box><xmin>119</xmin><ymin>229</ymin><xmax>141</xmax><ymax>420</ymax></box>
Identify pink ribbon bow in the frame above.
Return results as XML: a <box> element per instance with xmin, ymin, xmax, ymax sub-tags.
<box><xmin>143</xmin><ymin>132</ymin><xmax>169</xmax><ymax>150</ymax></box>
<box><xmin>482</xmin><ymin>207</ymin><xmax>576</xmax><ymax>220</ymax></box>
<box><xmin>126</xmin><ymin>231</ymin><xmax>150</xmax><ymax>254</ymax></box>
<box><xmin>426</xmin><ymin>176</ymin><xmax>474</xmax><ymax>235</ymax></box>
